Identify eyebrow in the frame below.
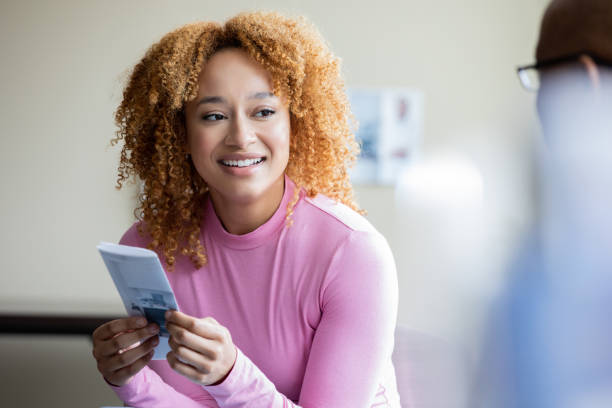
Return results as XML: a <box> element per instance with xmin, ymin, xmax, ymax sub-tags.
<box><xmin>197</xmin><ymin>92</ymin><xmax>276</xmax><ymax>105</ymax></box>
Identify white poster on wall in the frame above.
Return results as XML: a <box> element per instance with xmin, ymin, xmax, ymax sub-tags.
<box><xmin>347</xmin><ymin>88</ymin><xmax>424</xmax><ymax>185</ymax></box>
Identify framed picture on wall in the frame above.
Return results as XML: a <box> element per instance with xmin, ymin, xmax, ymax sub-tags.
<box><xmin>348</xmin><ymin>88</ymin><xmax>423</xmax><ymax>185</ymax></box>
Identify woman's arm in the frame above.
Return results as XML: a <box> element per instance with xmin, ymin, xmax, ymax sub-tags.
<box><xmin>298</xmin><ymin>230</ymin><xmax>399</xmax><ymax>406</ymax></box>
<box><xmin>108</xmin><ymin>367</ymin><xmax>217</xmax><ymax>407</ymax></box>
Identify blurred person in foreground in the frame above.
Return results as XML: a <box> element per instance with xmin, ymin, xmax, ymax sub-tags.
<box><xmin>475</xmin><ymin>1</ymin><xmax>612</xmax><ymax>407</ymax></box>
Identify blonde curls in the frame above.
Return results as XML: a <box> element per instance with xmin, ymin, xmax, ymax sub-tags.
<box><xmin>112</xmin><ymin>12</ymin><xmax>360</xmax><ymax>270</ymax></box>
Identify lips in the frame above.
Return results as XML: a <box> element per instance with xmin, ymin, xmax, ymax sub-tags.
<box><xmin>218</xmin><ymin>154</ymin><xmax>266</xmax><ymax>168</ymax></box>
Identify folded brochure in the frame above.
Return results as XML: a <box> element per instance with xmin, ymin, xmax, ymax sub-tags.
<box><xmin>97</xmin><ymin>242</ymin><xmax>179</xmax><ymax>360</ymax></box>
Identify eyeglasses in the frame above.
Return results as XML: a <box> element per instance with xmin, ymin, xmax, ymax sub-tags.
<box><xmin>516</xmin><ymin>53</ymin><xmax>612</xmax><ymax>92</ymax></box>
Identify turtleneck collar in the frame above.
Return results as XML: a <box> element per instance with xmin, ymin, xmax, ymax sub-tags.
<box><xmin>202</xmin><ymin>174</ymin><xmax>297</xmax><ymax>250</ymax></box>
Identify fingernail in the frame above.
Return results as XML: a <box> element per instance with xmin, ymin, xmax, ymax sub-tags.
<box><xmin>165</xmin><ymin>311</ymin><xmax>171</xmax><ymax>320</ymax></box>
<box><xmin>137</xmin><ymin>318</ymin><xmax>147</xmax><ymax>326</ymax></box>
<box><xmin>152</xmin><ymin>337</ymin><xmax>159</xmax><ymax>346</ymax></box>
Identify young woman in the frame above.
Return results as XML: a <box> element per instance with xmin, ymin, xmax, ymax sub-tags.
<box><xmin>92</xmin><ymin>12</ymin><xmax>400</xmax><ymax>407</ymax></box>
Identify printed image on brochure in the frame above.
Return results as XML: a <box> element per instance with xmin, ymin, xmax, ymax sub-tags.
<box><xmin>97</xmin><ymin>242</ymin><xmax>179</xmax><ymax>359</ymax></box>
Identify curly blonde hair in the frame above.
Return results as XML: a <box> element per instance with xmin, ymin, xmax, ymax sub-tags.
<box><xmin>112</xmin><ymin>11</ymin><xmax>361</xmax><ymax>270</ymax></box>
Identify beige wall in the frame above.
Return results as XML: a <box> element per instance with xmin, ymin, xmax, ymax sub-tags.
<box><xmin>0</xmin><ymin>0</ymin><xmax>549</xmax><ymax>405</ymax></box>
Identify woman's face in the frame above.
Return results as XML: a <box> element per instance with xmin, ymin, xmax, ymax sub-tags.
<box><xmin>185</xmin><ymin>48</ymin><xmax>290</xmax><ymax>208</ymax></box>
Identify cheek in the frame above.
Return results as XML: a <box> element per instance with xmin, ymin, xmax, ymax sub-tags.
<box><xmin>188</xmin><ymin>128</ymin><xmax>217</xmax><ymax>157</ymax></box>
<box><xmin>271</xmin><ymin>128</ymin><xmax>290</xmax><ymax>165</ymax></box>
<box><xmin>270</xmin><ymin>115</ymin><xmax>291</xmax><ymax>157</ymax></box>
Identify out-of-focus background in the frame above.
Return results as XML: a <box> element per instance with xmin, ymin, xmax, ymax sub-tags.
<box><xmin>0</xmin><ymin>0</ymin><xmax>549</xmax><ymax>406</ymax></box>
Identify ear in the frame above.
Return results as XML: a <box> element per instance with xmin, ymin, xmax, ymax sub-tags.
<box><xmin>579</xmin><ymin>54</ymin><xmax>601</xmax><ymax>90</ymax></box>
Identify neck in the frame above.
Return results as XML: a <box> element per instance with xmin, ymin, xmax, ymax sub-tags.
<box><xmin>209</xmin><ymin>176</ymin><xmax>286</xmax><ymax>235</ymax></box>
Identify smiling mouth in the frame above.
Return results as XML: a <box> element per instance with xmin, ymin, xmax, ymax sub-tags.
<box><xmin>220</xmin><ymin>157</ymin><xmax>265</xmax><ymax>168</ymax></box>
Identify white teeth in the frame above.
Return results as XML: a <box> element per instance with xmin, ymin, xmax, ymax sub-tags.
<box><xmin>221</xmin><ymin>157</ymin><xmax>264</xmax><ymax>167</ymax></box>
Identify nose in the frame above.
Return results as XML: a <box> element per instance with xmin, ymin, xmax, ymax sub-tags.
<box><xmin>225</xmin><ymin>113</ymin><xmax>256</xmax><ymax>149</ymax></box>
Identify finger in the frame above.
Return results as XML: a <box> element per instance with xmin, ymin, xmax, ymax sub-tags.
<box><xmin>95</xmin><ymin>324</ymin><xmax>159</xmax><ymax>358</ymax></box>
<box><xmin>166</xmin><ymin>311</ymin><xmax>215</xmax><ymax>331</ymax></box>
<box><xmin>95</xmin><ymin>323</ymin><xmax>158</xmax><ymax>359</ymax></box>
<box><xmin>93</xmin><ymin>316</ymin><xmax>148</xmax><ymax>341</ymax></box>
<box><xmin>168</xmin><ymin>333</ymin><xmax>219</xmax><ymax>361</ymax></box>
<box><xmin>170</xmin><ymin>341</ymin><xmax>211</xmax><ymax>372</ymax></box>
<box><xmin>100</xmin><ymin>335</ymin><xmax>159</xmax><ymax>373</ymax></box>
<box><xmin>166</xmin><ymin>314</ymin><xmax>224</xmax><ymax>341</ymax></box>
<box><xmin>106</xmin><ymin>348</ymin><xmax>155</xmax><ymax>386</ymax></box>
<box><xmin>167</xmin><ymin>351</ymin><xmax>208</xmax><ymax>383</ymax></box>
<box><xmin>167</xmin><ymin>322</ymin><xmax>224</xmax><ymax>356</ymax></box>
<box><xmin>204</xmin><ymin>316</ymin><xmax>219</xmax><ymax>325</ymax></box>
<box><xmin>164</xmin><ymin>310</ymin><xmax>194</xmax><ymax>328</ymax></box>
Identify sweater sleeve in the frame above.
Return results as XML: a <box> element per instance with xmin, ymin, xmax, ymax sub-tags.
<box><xmin>299</xmin><ymin>230</ymin><xmax>399</xmax><ymax>406</ymax></box>
<box><xmin>109</xmin><ymin>369</ymin><xmax>217</xmax><ymax>407</ymax></box>
<box><xmin>203</xmin><ymin>230</ymin><xmax>399</xmax><ymax>408</ymax></box>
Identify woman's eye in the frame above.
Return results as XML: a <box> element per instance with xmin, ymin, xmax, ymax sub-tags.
<box><xmin>202</xmin><ymin>113</ymin><xmax>225</xmax><ymax>121</ymax></box>
<box><xmin>254</xmin><ymin>109</ymin><xmax>275</xmax><ymax>118</ymax></box>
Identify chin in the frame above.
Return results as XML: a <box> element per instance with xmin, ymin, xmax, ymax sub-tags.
<box><xmin>206</xmin><ymin>168</ymin><xmax>286</xmax><ymax>203</ymax></box>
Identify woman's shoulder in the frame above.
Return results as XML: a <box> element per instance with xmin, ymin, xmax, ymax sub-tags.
<box><xmin>300</xmin><ymin>194</ymin><xmax>397</xmax><ymax>300</ymax></box>
<box><xmin>289</xmin><ymin>192</ymin><xmax>392</xmax><ymax>264</ymax></box>
<box><xmin>300</xmin><ymin>193</ymin><xmax>378</xmax><ymax>235</ymax></box>
<box><xmin>118</xmin><ymin>220</ymin><xmax>151</xmax><ymax>248</ymax></box>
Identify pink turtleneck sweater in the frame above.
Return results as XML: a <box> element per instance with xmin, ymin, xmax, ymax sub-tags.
<box><xmin>109</xmin><ymin>175</ymin><xmax>400</xmax><ymax>407</ymax></box>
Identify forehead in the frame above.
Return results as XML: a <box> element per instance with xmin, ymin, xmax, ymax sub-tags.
<box><xmin>196</xmin><ymin>48</ymin><xmax>273</xmax><ymax>94</ymax></box>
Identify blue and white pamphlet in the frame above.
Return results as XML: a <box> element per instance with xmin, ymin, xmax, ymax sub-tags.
<box><xmin>97</xmin><ymin>242</ymin><xmax>179</xmax><ymax>360</ymax></box>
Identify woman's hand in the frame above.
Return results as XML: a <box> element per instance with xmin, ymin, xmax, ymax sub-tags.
<box><xmin>92</xmin><ymin>316</ymin><xmax>160</xmax><ymax>387</ymax></box>
<box><xmin>165</xmin><ymin>311</ymin><xmax>237</xmax><ymax>386</ymax></box>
